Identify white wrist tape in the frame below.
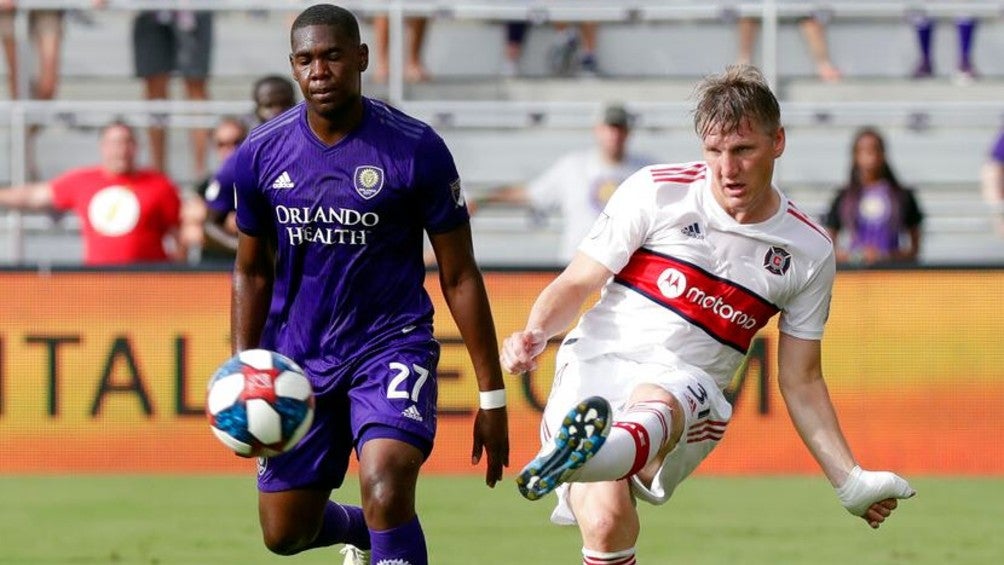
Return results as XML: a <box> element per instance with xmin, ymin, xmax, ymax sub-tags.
<box><xmin>835</xmin><ymin>465</ymin><xmax>915</xmax><ymax>516</ymax></box>
<box><xmin>479</xmin><ymin>389</ymin><xmax>507</xmax><ymax>410</ymax></box>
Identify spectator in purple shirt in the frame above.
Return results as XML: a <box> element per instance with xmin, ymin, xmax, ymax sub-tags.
<box><xmin>230</xmin><ymin>5</ymin><xmax>509</xmax><ymax>565</ymax></box>
<box><xmin>823</xmin><ymin>127</ymin><xmax>924</xmax><ymax>266</ymax></box>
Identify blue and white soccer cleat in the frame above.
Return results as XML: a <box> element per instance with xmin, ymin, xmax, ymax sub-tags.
<box><xmin>516</xmin><ymin>396</ymin><xmax>612</xmax><ymax>501</ymax></box>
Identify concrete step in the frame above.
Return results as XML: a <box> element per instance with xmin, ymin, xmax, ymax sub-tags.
<box><xmin>25</xmin><ymin>9</ymin><xmax>1004</xmax><ymax>92</ymax></box>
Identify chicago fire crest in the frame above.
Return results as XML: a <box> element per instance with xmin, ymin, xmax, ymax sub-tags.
<box><xmin>763</xmin><ymin>246</ymin><xmax>791</xmax><ymax>275</ymax></box>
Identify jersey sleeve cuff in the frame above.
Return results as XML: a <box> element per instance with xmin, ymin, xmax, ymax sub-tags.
<box><xmin>778</xmin><ymin>326</ymin><xmax>824</xmax><ymax>341</ymax></box>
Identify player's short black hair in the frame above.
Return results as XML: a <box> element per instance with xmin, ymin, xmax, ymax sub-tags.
<box><xmin>291</xmin><ymin>4</ymin><xmax>361</xmax><ymax>45</ymax></box>
<box><xmin>252</xmin><ymin>75</ymin><xmax>296</xmax><ymax>99</ymax></box>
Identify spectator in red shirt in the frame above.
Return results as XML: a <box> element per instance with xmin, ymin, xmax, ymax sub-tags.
<box><xmin>0</xmin><ymin>121</ymin><xmax>185</xmax><ymax>265</ymax></box>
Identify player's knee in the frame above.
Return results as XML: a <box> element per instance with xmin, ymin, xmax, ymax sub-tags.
<box><xmin>358</xmin><ymin>436</ymin><xmax>422</xmax><ymax>527</ymax></box>
<box><xmin>627</xmin><ymin>382</ymin><xmax>678</xmax><ymax>408</ymax></box>
<box><xmin>578</xmin><ymin>506</ymin><xmax>639</xmax><ymax>549</ymax></box>
<box><xmin>257</xmin><ymin>490</ymin><xmax>329</xmax><ymax>556</ymax></box>
<box><xmin>627</xmin><ymin>386</ymin><xmax>686</xmax><ymax>449</ymax></box>
<box><xmin>261</xmin><ymin>525</ymin><xmax>312</xmax><ymax>556</ymax></box>
<box><xmin>360</xmin><ymin>472</ymin><xmax>416</xmax><ymax>527</ymax></box>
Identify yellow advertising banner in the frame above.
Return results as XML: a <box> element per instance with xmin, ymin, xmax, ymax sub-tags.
<box><xmin>0</xmin><ymin>269</ymin><xmax>1001</xmax><ymax>475</ymax></box>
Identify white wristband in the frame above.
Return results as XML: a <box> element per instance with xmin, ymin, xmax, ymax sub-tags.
<box><xmin>479</xmin><ymin>389</ymin><xmax>507</xmax><ymax>410</ymax></box>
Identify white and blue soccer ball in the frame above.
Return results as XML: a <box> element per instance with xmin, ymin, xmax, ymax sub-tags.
<box><xmin>206</xmin><ymin>349</ymin><xmax>314</xmax><ymax>458</ymax></box>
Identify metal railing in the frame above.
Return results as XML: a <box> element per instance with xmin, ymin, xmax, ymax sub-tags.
<box><xmin>9</xmin><ymin>1</ymin><xmax>1004</xmax><ymax>100</ymax></box>
<box><xmin>2</xmin><ymin>1</ymin><xmax>1004</xmax><ymax>263</ymax></box>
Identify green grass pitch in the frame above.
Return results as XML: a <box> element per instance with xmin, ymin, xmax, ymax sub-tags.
<box><xmin>0</xmin><ymin>475</ymin><xmax>1001</xmax><ymax>564</ymax></box>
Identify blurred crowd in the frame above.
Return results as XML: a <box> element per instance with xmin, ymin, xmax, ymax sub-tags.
<box><xmin>0</xmin><ymin>4</ymin><xmax>1000</xmax><ymax>267</ymax></box>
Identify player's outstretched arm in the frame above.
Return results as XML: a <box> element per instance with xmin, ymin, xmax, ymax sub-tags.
<box><xmin>777</xmin><ymin>332</ymin><xmax>915</xmax><ymax>528</ymax></box>
<box><xmin>429</xmin><ymin>223</ymin><xmax>509</xmax><ymax>487</ymax></box>
<box><xmin>500</xmin><ymin>251</ymin><xmax>612</xmax><ymax>374</ymax></box>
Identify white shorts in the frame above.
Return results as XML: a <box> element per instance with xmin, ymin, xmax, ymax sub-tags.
<box><xmin>542</xmin><ymin>344</ymin><xmax>733</xmax><ymax>524</ymax></box>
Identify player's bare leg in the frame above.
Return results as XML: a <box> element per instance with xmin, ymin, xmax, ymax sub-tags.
<box><xmin>258</xmin><ymin>487</ymin><xmax>369</xmax><ymax>557</ymax></box>
<box><xmin>258</xmin><ymin>488</ymin><xmax>332</xmax><ymax>555</ymax></box>
<box><xmin>569</xmin><ymin>481</ymin><xmax>639</xmax><ymax>563</ymax></box>
<box><xmin>359</xmin><ymin>437</ymin><xmax>428</xmax><ymax>564</ymax></box>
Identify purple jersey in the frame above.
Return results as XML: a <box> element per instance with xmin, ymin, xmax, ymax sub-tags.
<box><xmin>233</xmin><ymin>98</ymin><xmax>468</xmax><ymax>386</ymax></box>
<box><xmin>206</xmin><ymin>152</ymin><xmax>238</xmax><ymax>216</ymax></box>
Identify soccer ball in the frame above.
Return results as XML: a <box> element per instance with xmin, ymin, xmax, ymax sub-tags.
<box><xmin>206</xmin><ymin>349</ymin><xmax>315</xmax><ymax>458</ymax></box>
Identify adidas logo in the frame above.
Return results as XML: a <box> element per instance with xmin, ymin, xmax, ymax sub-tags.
<box><xmin>401</xmin><ymin>405</ymin><xmax>423</xmax><ymax>422</ymax></box>
<box><xmin>681</xmin><ymin>222</ymin><xmax>704</xmax><ymax>239</ymax></box>
<box><xmin>271</xmin><ymin>171</ymin><xmax>295</xmax><ymax>189</ymax></box>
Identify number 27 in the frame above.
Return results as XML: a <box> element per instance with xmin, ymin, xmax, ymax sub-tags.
<box><xmin>387</xmin><ymin>362</ymin><xmax>430</xmax><ymax>402</ymax></box>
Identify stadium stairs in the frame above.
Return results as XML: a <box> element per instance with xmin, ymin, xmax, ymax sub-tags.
<box><xmin>1</xmin><ymin>9</ymin><xmax>1002</xmax><ymax>266</ymax></box>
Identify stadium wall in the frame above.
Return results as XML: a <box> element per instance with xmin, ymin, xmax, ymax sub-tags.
<box><xmin>0</xmin><ymin>268</ymin><xmax>1000</xmax><ymax>475</ymax></box>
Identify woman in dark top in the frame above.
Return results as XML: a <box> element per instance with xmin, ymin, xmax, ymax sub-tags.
<box><xmin>823</xmin><ymin>127</ymin><xmax>924</xmax><ymax>265</ymax></box>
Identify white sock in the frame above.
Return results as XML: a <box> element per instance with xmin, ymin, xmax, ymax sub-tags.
<box><xmin>582</xmin><ymin>546</ymin><xmax>637</xmax><ymax>565</ymax></box>
<box><xmin>574</xmin><ymin>400</ymin><xmax>672</xmax><ymax>482</ymax></box>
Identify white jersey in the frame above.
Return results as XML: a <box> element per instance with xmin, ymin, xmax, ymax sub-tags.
<box><xmin>527</xmin><ymin>149</ymin><xmax>654</xmax><ymax>262</ymax></box>
<box><xmin>570</xmin><ymin>161</ymin><xmax>835</xmax><ymax>390</ymax></box>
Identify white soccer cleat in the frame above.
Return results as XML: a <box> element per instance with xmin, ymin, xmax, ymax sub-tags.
<box><xmin>340</xmin><ymin>544</ymin><xmax>371</xmax><ymax>565</ymax></box>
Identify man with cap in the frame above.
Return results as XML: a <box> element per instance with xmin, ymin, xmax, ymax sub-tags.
<box><xmin>478</xmin><ymin>103</ymin><xmax>655</xmax><ymax>264</ymax></box>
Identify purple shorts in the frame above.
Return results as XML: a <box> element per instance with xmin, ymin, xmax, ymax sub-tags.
<box><xmin>257</xmin><ymin>339</ymin><xmax>440</xmax><ymax>492</ymax></box>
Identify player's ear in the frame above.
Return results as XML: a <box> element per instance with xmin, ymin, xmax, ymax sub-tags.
<box><xmin>773</xmin><ymin>126</ymin><xmax>786</xmax><ymax>158</ymax></box>
<box><xmin>358</xmin><ymin>43</ymin><xmax>369</xmax><ymax>73</ymax></box>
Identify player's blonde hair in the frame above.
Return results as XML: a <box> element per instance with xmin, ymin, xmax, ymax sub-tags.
<box><xmin>692</xmin><ymin>64</ymin><xmax>780</xmax><ymax>139</ymax></box>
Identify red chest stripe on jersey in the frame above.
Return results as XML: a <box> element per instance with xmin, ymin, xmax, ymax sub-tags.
<box><xmin>613</xmin><ymin>249</ymin><xmax>780</xmax><ymax>353</ymax></box>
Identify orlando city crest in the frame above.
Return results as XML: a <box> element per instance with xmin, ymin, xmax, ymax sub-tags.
<box><xmin>763</xmin><ymin>246</ymin><xmax>791</xmax><ymax>275</ymax></box>
<box><xmin>354</xmin><ymin>165</ymin><xmax>385</xmax><ymax>199</ymax></box>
